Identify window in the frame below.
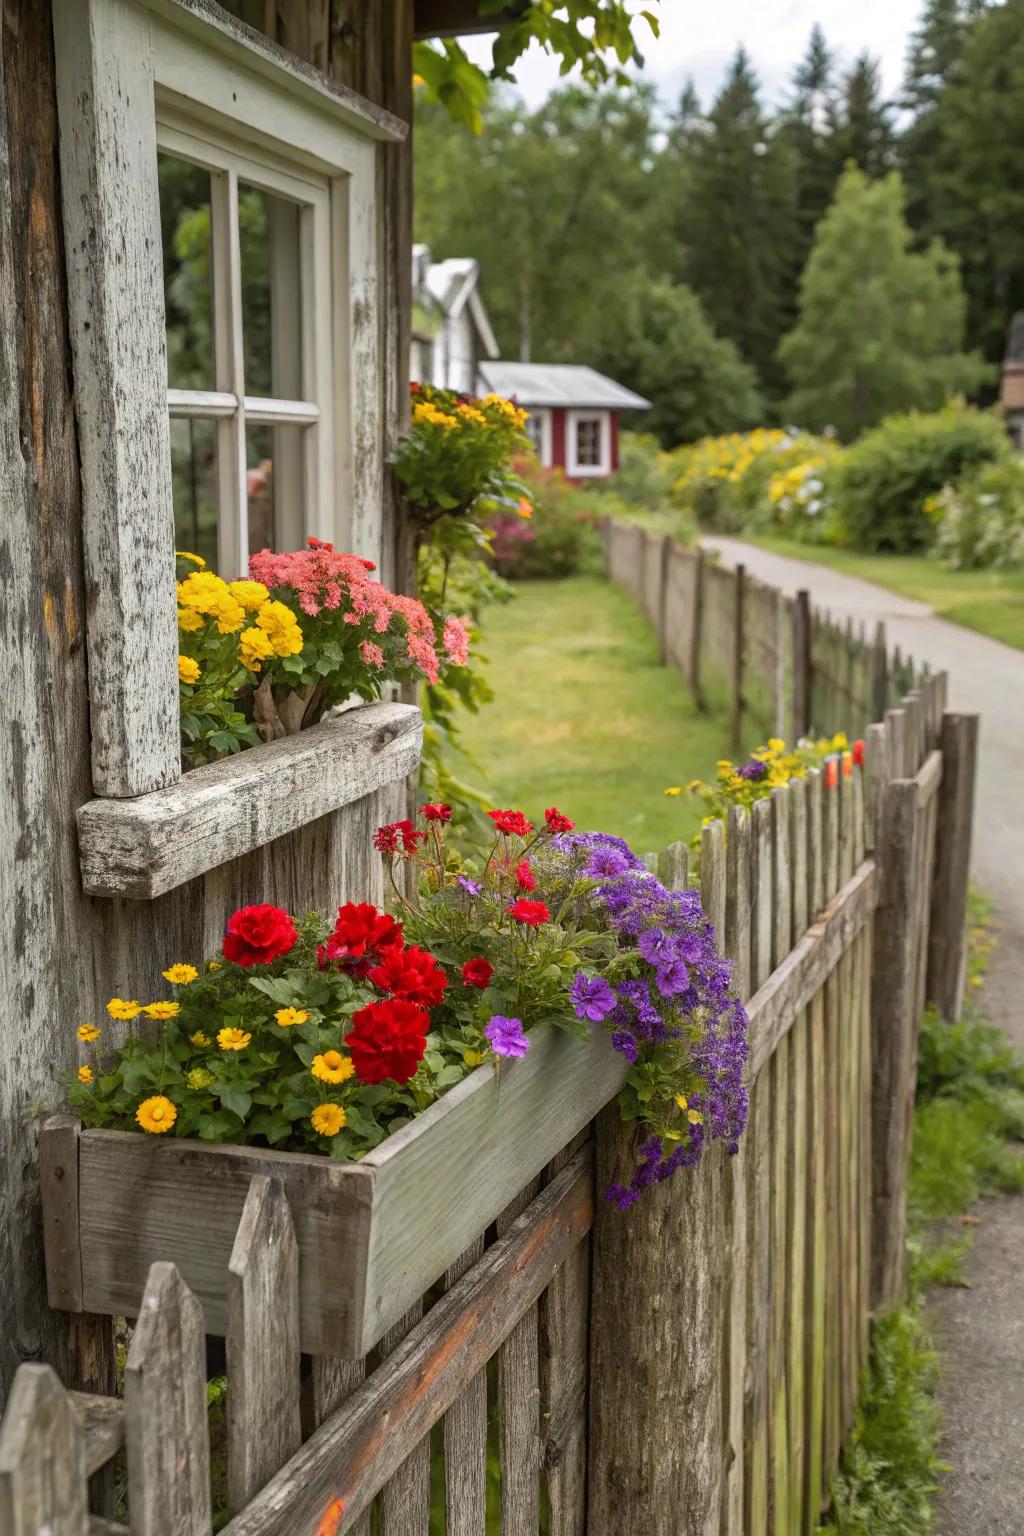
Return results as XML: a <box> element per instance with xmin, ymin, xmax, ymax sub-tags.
<box><xmin>56</xmin><ymin>0</ymin><xmax>404</xmax><ymax>797</ymax></box>
<box><xmin>567</xmin><ymin>411</ymin><xmax>611</xmax><ymax>476</ymax></box>
<box><xmin>523</xmin><ymin>408</ymin><xmax>552</xmax><ymax>466</ymax></box>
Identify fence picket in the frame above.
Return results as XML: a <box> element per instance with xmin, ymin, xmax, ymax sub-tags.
<box><xmin>496</xmin><ymin>1181</ymin><xmax>544</xmax><ymax>1536</ymax></box>
<box><xmin>664</xmin><ymin>839</ymin><xmax>689</xmax><ymax>892</ymax></box>
<box><xmin>124</xmin><ymin>1263</ymin><xmax>211</xmax><ymax>1536</ymax></box>
<box><xmin>0</xmin><ymin>1364</ymin><xmax>89</xmax><ymax>1535</ymax></box>
<box><xmin>786</xmin><ymin>778</ymin><xmax>809</xmax><ymax>1535</ymax></box>
<box><xmin>443</xmin><ymin>1239</ymin><xmax>488</xmax><ymax>1536</ymax></box>
<box><xmin>227</xmin><ymin>1176</ymin><xmax>302</xmax><ymax>1512</ymax></box>
<box><xmin>540</xmin><ymin>1139</ymin><xmax>590</xmax><ymax>1536</ymax></box>
<box><xmin>744</xmin><ymin>798</ymin><xmax>773</xmax><ymax>1532</ymax></box>
<box><xmin>721</xmin><ymin>807</ymin><xmax>750</xmax><ymax>1535</ymax></box>
<box><xmin>768</xmin><ymin>789</ymin><xmax>792</xmax><ymax>1532</ymax></box>
<box><xmin>378</xmin><ymin>1302</ymin><xmax>432</xmax><ymax>1536</ymax></box>
<box><xmin>927</xmin><ymin>713</ymin><xmax>979</xmax><ymax>1021</ymax></box>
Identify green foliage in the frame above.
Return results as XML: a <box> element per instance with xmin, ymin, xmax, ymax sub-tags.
<box><xmin>488</xmin><ymin>464</ymin><xmax>605</xmax><ymax>581</ymax></box>
<box><xmin>780</xmin><ymin>168</ymin><xmax>989</xmax><ymax>442</ymax></box>
<box><xmin>393</xmin><ymin>387</ymin><xmax>531</xmax><ymax>536</ymax></box>
<box><xmin>929</xmin><ymin>451</ymin><xmax>1024</xmax><ymax>571</ymax></box>
<box><xmin>833</xmin><ymin>403</ymin><xmax>1009</xmax><ymax>552</ymax></box>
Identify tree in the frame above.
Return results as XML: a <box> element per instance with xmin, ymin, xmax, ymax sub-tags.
<box><xmin>610</xmin><ymin>282</ymin><xmax>764</xmax><ymax>446</ymax></box>
<box><xmin>831</xmin><ymin>53</ymin><xmax>895</xmax><ymax>179</ymax></box>
<box><xmin>779</xmin><ymin>167</ymin><xmax>989</xmax><ymax>440</ymax></box>
<box><xmin>672</xmin><ymin>47</ymin><xmax>799</xmax><ymax>400</ymax></box>
<box><xmin>899</xmin><ymin>0</ymin><xmax>988</xmax><ymax>230</ymax></box>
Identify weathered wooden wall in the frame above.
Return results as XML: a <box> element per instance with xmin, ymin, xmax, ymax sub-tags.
<box><xmin>0</xmin><ymin>0</ymin><xmax>415</xmax><ymax>1406</ymax></box>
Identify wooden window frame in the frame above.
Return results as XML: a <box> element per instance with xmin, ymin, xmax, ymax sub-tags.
<box><xmin>53</xmin><ymin>0</ymin><xmax>405</xmax><ymax>799</ymax></box>
<box><xmin>567</xmin><ymin>410</ymin><xmax>610</xmax><ymax>477</ymax></box>
<box><xmin>524</xmin><ymin>407</ymin><xmax>552</xmax><ymax>467</ymax></box>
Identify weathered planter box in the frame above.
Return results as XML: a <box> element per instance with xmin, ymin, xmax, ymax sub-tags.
<box><xmin>41</xmin><ymin>1024</ymin><xmax>627</xmax><ymax>1358</ymax></box>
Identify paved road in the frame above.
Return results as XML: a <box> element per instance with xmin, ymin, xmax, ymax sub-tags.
<box><xmin>703</xmin><ymin>536</ymin><xmax>1024</xmax><ymax>1535</ymax></box>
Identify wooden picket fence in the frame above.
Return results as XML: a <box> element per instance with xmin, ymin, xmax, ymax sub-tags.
<box><xmin>1</xmin><ymin>533</ymin><xmax>978</xmax><ymax>1535</ymax></box>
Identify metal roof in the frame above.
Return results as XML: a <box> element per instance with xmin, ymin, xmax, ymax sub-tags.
<box><xmin>478</xmin><ymin>361</ymin><xmax>651</xmax><ymax>411</ymax></box>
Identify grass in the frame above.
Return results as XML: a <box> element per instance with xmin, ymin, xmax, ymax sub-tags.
<box><xmin>821</xmin><ymin>894</ymin><xmax>1024</xmax><ymax>1532</ymax></box>
<box><xmin>453</xmin><ymin>575</ymin><xmax>732</xmax><ymax>853</ymax></box>
<box><xmin>746</xmin><ymin>532</ymin><xmax>1024</xmax><ymax>653</ymax></box>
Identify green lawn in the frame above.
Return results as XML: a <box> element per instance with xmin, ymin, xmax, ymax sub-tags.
<box><xmin>454</xmin><ymin>576</ymin><xmax>732</xmax><ymax>853</ymax></box>
<box><xmin>748</xmin><ymin>533</ymin><xmax>1024</xmax><ymax>652</ymax></box>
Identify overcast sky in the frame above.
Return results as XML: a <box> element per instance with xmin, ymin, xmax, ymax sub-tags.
<box><xmin>462</xmin><ymin>1</ymin><xmax>925</xmax><ymax>115</ymax></box>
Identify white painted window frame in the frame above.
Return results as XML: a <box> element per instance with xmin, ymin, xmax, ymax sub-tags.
<box><xmin>524</xmin><ymin>407</ymin><xmax>553</xmax><ymax>467</ymax></box>
<box><xmin>53</xmin><ymin>0</ymin><xmax>404</xmax><ymax>797</ymax></box>
<box><xmin>567</xmin><ymin>409</ymin><xmax>611</xmax><ymax>477</ymax></box>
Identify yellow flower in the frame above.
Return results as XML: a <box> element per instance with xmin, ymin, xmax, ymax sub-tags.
<box><xmin>228</xmin><ymin>579</ymin><xmax>270</xmax><ymax>613</ymax></box>
<box><xmin>176</xmin><ymin>571</ymin><xmax>245</xmax><ymax>634</ymax></box>
<box><xmin>176</xmin><ymin>550</ymin><xmax>206</xmax><ymax>568</ymax></box>
<box><xmin>239</xmin><ymin>625</ymin><xmax>275</xmax><ymax>673</ymax></box>
<box><xmin>177</xmin><ymin>606</ymin><xmax>204</xmax><ymax>632</ymax></box>
<box><xmin>163</xmin><ymin>963</ymin><xmax>199</xmax><ymax>985</ymax></box>
<box><xmin>77</xmin><ymin>1065</ymin><xmax>94</xmax><ymax>1084</ymax></box>
<box><xmin>136</xmin><ymin>1095</ymin><xmax>177</xmax><ymax>1134</ymax></box>
<box><xmin>311</xmin><ymin>1050</ymin><xmax>355</xmax><ymax>1085</ymax></box>
<box><xmin>685</xmin><ymin>779</ymin><xmax>702</xmax><ymax>792</ymax></box>
<box><xmin>311</xmin><ymin>1103</ymin><xmax>346</xmax><ymax>1137</ymax></box>
<box><xmin>463</xmin><ymin>1048</ymin><xmax>485</xmax><ymax>1067</ymax></box>
<box><xmin>664</xmin><ymin>1129</ymin><xmax>683</xmax><ymax>1141</ymax></box>
<box><xmin>217</xmin><ymin>1027</ymin><xmax>252</xmax><ymax>1051</ymax></box>
<box><xmin>106</xmin><ymin>997</ymin><xmax>141</xmax><ymax>1020</ymax></box>
<box><xmin>256</xmin><ymin>600</ymin><xmax>304</xmax><ymax>658</ymax></box>
<box><xmin>274</xmin><ymin>1007</ymin><xmax>309</xmax><ymax>1027</ymax></box>
<box><xmin>77</xmin><ymin>1023</ymin><xmax>101</xmax><ymax>1043</ymax></box>
<box><xmin>189</xmin><ymin>1031</ymin><xmax>211</xmax><ymax>1047</ymax></box>
<box><xmin>687</xmin><ymin>1109</ymin><xmax>704</xmax><ymax>1125</ymax></box>
<box><xmin>767</xmin><ymin>738</ymin><xmax>785</xmax><ymax>754</ymax></box>
<box><xmin>177</xmin><ymin>655</ymin><xmax>201</xmax><ymax>686</ymax></box>
<box><xmin>207</xmin><ymin>960</ymin><xmax>221</xmax><ymax>972</ymax></box>
<box><xmin>675</xmin><ymin>1093</ymin><xmax>689</xmax><ymax>1111</ymax></box>
<box><xmin>664</xmin><ymin>786</ymin><xmax>682</xmax><ymax>797</ymax></box>
<box><xmin>187</xmin><ymin>1068</ymin><xmax>215</xmax><ymax>1090</ymax></box>
<box><xmin>142</xmin><ymin>1001</ymin><xmax>180</xmax><ymax>1020</ymax></box>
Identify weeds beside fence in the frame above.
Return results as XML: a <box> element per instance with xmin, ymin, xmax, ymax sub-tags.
<box><xmin>1</xmin><ymin>529</ymin><xmax>978</xmax><ymax>1535</ymax></box>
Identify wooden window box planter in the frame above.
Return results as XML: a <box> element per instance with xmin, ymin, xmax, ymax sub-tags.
<box><xmin>41</xmin><ymin>1023</ymin><xmax>628</xmax><ymax>1358</ymax></box>
<box><xmin>76</xmin><ymin>701</ymin><xmax>422</xmax><ymax>899</ymax></box>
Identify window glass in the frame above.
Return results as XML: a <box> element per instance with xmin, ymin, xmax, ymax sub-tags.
<box><xmin>524</xmin><ymin>413</ymin><xmax>543</xmax><ymax>454</ymax></box>
<box><xmin>239</xmin><ymin>184</ymin><xmax>302</xmax><ymax>401</ymax></box>
<box><xmin>158</xmin><ymin>153</ymin><xmax>214</xmax><ymax>391</ymax></box>
<box><xmin>576</xmin><ymin>417</ymin><xmax>602</xmax><ymax>467</ymax></box>
<box><xmin>170</xmin><ymin>417</ymin><xmax>218</xmax><ymax>566</ymax></box>
<box><xmin>247</xmin><ymin>422</ymin><xmax>305</xmax><ymax>555</ymax></box>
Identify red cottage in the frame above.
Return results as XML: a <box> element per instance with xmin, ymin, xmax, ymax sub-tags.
<box><xmin>478</xmin><ymin>362</ymin><xmax>651</xmax><ymax>481</ymax></box>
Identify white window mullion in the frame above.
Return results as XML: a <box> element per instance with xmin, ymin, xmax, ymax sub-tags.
<box><xmin>211</xmin><ymin>166</ymin><xmax>248</xmax><ymax>575</ymax></box>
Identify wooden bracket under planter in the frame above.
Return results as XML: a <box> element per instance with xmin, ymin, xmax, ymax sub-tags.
<box><xmin>40</xmin><ymin>1023</ymin><xmax>628</xmax><ymax>1358</ymax></box>
<box><xmin>76</xmin><ymin>702</ymin><xmax>422</xmax><ymax>899</ymax></box>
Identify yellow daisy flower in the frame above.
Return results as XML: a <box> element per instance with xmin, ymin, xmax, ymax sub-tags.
<box><xmin>217</xmin><ymin>1027</ymin><xmax>251</xmax><ymax>1051</ymax></box>
<box><xmin>311</xmin><ymin>1050</ymin><xmax>355</xmax><ymax>1085</ymax></box>
<box><xmin>311</xmin><ymin>1103</ymin><xmax>346</xmax><ymax>1137</ymax></box>
<box><xmin>274</xmin><ymin>1007</ymin><xmax>309</xmax><ymax>1027</ymax></box>
<box><xmin>136</xmin><ymin>1095</ymin><xmax>177</xmax><ymax>1134</ymax></box>
<box><xmin>189</xmin><ymin>1031</ymin><xmax>211</xmax><ymax>1047</ymax></box>
<box><xmin>142</xmin><ymin>1001</ymin><xmax>180</xmax><ymax>1020</ymax></box>
<box><xmin>77</xmin><ymin>1065</ymin><xmax>94</xmax><ymax>1084</ymax></box>
<box><xmin>106</xmin><ymin>997</ymin><xmax>141</xmax><ymax>1020</ymax></box>
<box><xmin>162</xmin><ymin>964</ymin><xmax>199</xmax><ymax>985</ymax></box>
<box><xmin>178</xmin><ymin>655</ymin><xmax>201</xmax><ymax>686</ymax></box>
<box><xmin>77</xmin><ymin>1023</ymin><xmax>101</xmax><ymax>1043</ymax></box>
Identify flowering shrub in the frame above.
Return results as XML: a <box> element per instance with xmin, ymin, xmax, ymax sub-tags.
<box><xmin>927</xmin><ymin>458</ymin><xmax>1024</xmax><ymax>570</ymax></box>
<box><xmin>392</xmin><ymin>384</ymin><xmax>532</xmax><ymax>538</ymax></box>
<box><xmin>176</xmin><ymin>542</ymin><xmax>470</xmax><ymax>766</ymax></box>
<box><xmin>670</xmin><ymin>732</ymin><xmax>863</xmax><ymax>850</ymax></box>
<box><xmin>670</xmin><ymin>428</ymin><xmax>838</xmax><ymax>536</ymax></box>
<box><xmin>488</xmin><ymin>461</ymin><xmax>606</xmax><ymax>580</ymax></box>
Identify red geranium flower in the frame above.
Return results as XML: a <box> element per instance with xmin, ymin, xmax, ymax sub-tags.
<box><xmin>461</xmin><ymin>957</ymin><xmax>494</xmax><ymax>990</ymax></box>
<box><xmin>222</xmin><ymin>904</ymin><xmax>298</xmax><ymax>968</ymax></box>
<box><xmin>373</xmin><ymin>819</ymin><xmax>426</xmax><ymax>858</ymax></box>
<box><xmin>318</xmin><ymin>902</ymin><xmax>403</xmax><ymax>976</ymax></box>
<box><xmin>347</xmin><ymin>999</ymin><xmax>429</xmax><ymax>1085</ymax></box>
<box><xmin>488</xmin><ymin>808</ymin><xmax>534</xmax><ymax>837</ymax></box>
<box><xmin>853</xmin><ymin>738</ymin><xmax>865</xmax><ymax>767</ymax></box>
<box><xmin>420</xmin><ymin>802</ymin><xmax>453</xmax><ymax>823</ymax></box>
<box><xmin>544</xmin><ymin>807</ymin><xmax>575</xmax><ymax>834</ymax></box>
<box><xmin>369</xmin><ymin>944</ymin><xmax>447</xmax><ymax>1007</ymax></box>
<box><xmin>509</xmin><ymin>898</ymin><xmax>550</xmax><ymax>927</ymax></box>
<box><xmin>515</xmin><ymin>860</ymin><xmax>536</xmax><ymax>892</ymax></box>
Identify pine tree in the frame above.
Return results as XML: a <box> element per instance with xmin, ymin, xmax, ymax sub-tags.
<box><xmin>779</xmin><ymin>167</ymin><xmax>988</xmax><ymax>440</ymax></box>
<box><xmin>832</xmin><ymin>54</ymin><xmax>895</xmax><ymax>179</ymax></box>
<box><xmin>900</xmin><ymin>0</ymin><xmax>987</xmax><ymax>229</ymax></box>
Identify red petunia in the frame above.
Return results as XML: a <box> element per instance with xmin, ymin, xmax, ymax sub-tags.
<box><xmin>420</xmin><ymin>802</ymin><xmax>453</xmax><ymax>823</ymax></box>
<box><xmin>509</xmin><ymin>898</ymin><xmax>550</xmax><ymax>927</ymax></box>
<box><xmin>223</xmin><ymin>904</ymin><xmax>298</xmax><ymax>968</ymax></box>
<box><xmin>369</xmin><ymin>944</ymin><xmax>448</xmax><ymax>1007</ymax></box>
<box><xmin>853</xmin><ymin>738</ymin><xmax>865</xmax><ymax>767</ymax></box>
<box><xmin>347</xmin><ymin>999</ymin><xmax>429</xmax><ymax>1085</ymax></box>
<box><xmin>373</xmin><ymin>819</ymin><xmax>426</xmax><ymax>858</ymax></box>
<box><xmin>544</xmin><ymin>807</ymin><xmax>575</xmax><ymax>834</ymax></box>
<box><xmin>461</xmin><ymin>957</ymin><xmax>494</xmax><ymax>990</ymax></box>
<box><xmin>318</xmin><ymin>902</ymin><xmax>403</xmax><ymax>977</ymax></box>
<box><xmin>515</xmin><ymin>860</ymin><xmax>536</xmax><ymax>892</ymax></box>
<box><xmin>488</xmin><ymin>808</ymin><xmax>534</xmax><ymax>837</ymax></box>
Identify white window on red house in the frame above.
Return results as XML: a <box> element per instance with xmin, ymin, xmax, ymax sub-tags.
<box><xmin>575</xmin><ymin>416</ymin><xmax>603</xmax><ymax>467</ymax></box>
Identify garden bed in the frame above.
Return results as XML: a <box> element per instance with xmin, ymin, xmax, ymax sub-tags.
<box><xmin>41</xmin><ymin>1022</ymin><xmax>627</xmax><ymax>1358</ymax></box>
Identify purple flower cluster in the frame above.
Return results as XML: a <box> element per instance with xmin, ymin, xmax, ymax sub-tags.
<box><xmin>552</xmin><ymin>830</ymin><xmax>749</xmax><ymax>1209</ymax></box>
<box><xmin>737</xmin><ymin>758</ymin><xmax>769</xmax><ymax>782</ymax></box>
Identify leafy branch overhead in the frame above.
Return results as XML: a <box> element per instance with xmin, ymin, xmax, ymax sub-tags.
<box><xmin>413</xmin><ymin>1</ymin><xmax>660</xmax><ymax>130</ymax></box>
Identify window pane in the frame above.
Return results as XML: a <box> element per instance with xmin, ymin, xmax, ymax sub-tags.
<box><xmin>577</xmin><ymin>419</ymin><xmax>602</xmax><ymax>466</ymax></box>
<box><xmin>158</xmin><ymin>154</ymin><xmax>214</xmax><ymax>390</ymax></box>
<box><xmin>247</xmin><ymin>422</ymin><xmax>306</xmax><ymax>556</ymax></box>
<box><xmin>239</xmin><ymin>184</ymin><xmax>302</xmax><ymax>400</ymax></box>
<box><xmin>171</xmin><ymin>417</ymin><xmax>219</xmax><ymax>568</ymax></box>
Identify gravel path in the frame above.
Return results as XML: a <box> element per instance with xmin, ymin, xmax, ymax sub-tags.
<box><xmin>702</xmin><ymin>536</ymin><xmax>1024</xmax><ymax>1531</ymax></box>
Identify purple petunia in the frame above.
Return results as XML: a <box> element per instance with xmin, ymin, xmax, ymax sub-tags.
<box><xmin>611</xmin><ymin>1030</ymin><xmax>639</xmax><ymax>1064</ymax></box>
<box><xmin>570</xmin><ymin>973</ymin><xmax>617</xmax><ymax>1023</ymax></box>
<box><xmin>457</xmin><ymin>875</ymin><xmax>483</xmax><ymax>897</ymax></box>
<box><xmin>485</xmin><ymin>1014</ymin><xmax>530</xmax><ymax>1059</ymax></box>
<box><xmin>585</xmin><ymin>846</ymin><xmax>633</xmax><ymax>880</ymax></box>
<box><xmin>737</xmin><ymin>758</ymin><xmax>769</xmax><ymax>781</ymax></box>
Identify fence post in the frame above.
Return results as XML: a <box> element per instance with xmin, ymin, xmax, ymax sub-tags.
<box><xmin>926</xmin><ymin>713</ymin><xmax>979</xmax><ymax>1022</ymax></box>
<box><xmin>690</xmin><ymin>548</ymin><xmax>705</xmax><ymax>711</ymax></box>
<box><xmin>0</xmin><ymin>1364</ymin><xmax>89</xmax><ymax>1534</ymax></box>
<box><xmin>656</xmin><ymin>535</ymin><xmax>672</xmax><ymax>665</ymax></box>
<box><xmin>792</xmin><ymin>590</ymin><xmax>811</xmax><ymax>741</ymax></box>
<box><xmin>870</xmin><ymin>775</ymin><xmax>923</xmax><ymax>1312</ymax></box>
<box><xmin>870</xmin><ymin>622</ymin><xmax>888</xmax><ymax>723</ymax></box>
<box><xmin>731</xmin><ymin>563</ymin><xmax>746</xmax><ymax>753</ymax></box>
